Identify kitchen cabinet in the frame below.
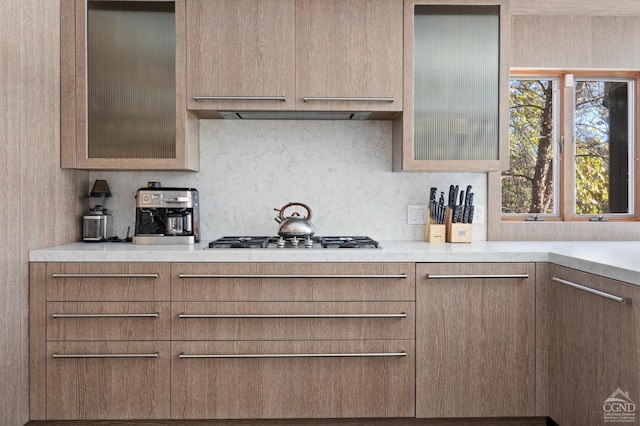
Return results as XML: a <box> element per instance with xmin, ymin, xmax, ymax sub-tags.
<box><xmin>29</xmin><ymin>262</ymin><xmax>171</xmax><ymax>420</ymax></box>
<box><xmin>60</xmin><ymin>0</ymin><xmax>199</xmax><ymax>170</ymax></box>
<box><xmin>543</xmin><ymin>265</ymin><xmax>639</xmax><ymax>426</ymax></box>
<box><xmin>393</xmin><ymin>0</ymin><xmax>510</xmax><ymax>172</ymax></box>
<box><xmin>186</xmin><ymin>0</ymin><xmax>402</xmax><ymax>118</ymax></box>
<box><xmin>170</xmin><ymin>262</ymin><xmax>415</xmax><ymax>419</ymax></box>
<box><xmin>185</xmin><ymin>0</ymin><xmax>296</xmax><ymax>113</ymax></box>
<box><xmin>415</xmin><ymin>263</ymin><xmax>536</xmax><ymax>417</ymax></box>
<box><xmin>295</xmin><ymin>0</ymin><xmax>403</xmax><ymax>112</ymax></box>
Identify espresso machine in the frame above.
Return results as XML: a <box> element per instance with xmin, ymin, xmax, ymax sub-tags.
<box><xmin>133</xmin><ymin>185</ymin><xmax>200</xmax><ymax>245</ymax></box>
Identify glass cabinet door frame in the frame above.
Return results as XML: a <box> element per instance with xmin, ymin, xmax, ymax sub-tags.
<box><xmin>61</xmin><ymin>0</ymin><xmax>199</xmax><ymax>171</ymax></box>
<box><xmin>394</xmin><ymin>0</ymin><xmax>510</xmax><ymax>172</ymax></box>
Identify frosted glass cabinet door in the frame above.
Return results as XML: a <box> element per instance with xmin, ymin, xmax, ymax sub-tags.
<box><xmin>394</xmin><ymin>0</ymin><xmax>509</xmax><ymax>172</ymax></box>
<box><xmin>61</xmin><ymin>0</ymin><xmax>199</xmax><ymax>170</ymax></box>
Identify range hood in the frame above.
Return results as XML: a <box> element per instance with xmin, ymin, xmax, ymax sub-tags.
<box><xmin>218</xmin><ymin>111</ymin><xmax>373</xmax><ymax>120</ymax></box>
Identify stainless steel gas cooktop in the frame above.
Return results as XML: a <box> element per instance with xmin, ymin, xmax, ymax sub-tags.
<box><xmin>207</xmin><ymin>236</ymin><xmax>381</xmax><ymax>249</ymax></box>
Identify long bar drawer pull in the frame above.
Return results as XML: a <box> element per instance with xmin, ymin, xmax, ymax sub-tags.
<box><xmin>179</xmin><ymin>313</ymin><xmax>406</xmax><ymax>319</ymax></box>
<box><xmin>194</xmin><ymin>96</ymin><xmax>286</xmax><ymax>102</ymax></box>
<box><xmin>178</xmin><ymin>273</ymin><xmax>407</xmax><ymax>279</ymax></box>
<box><xmin>427</xmin><ymin>274</ymin><xmax>529</xmax><ymax>279</ymax></box>
<box><xmin>179</xmin><ymin>351</ymin><xmax>406</xmax><ymax>359</ymax></box>
<box><xmin>552</xmin><ymin>277</ymin><xmax>632</xmax><ymax>305</ymax></box>
<box><xmin>52</xmin><ymin>353</ymin><xmax>159</xmax><ymax>359</ymax></box>
<box><xmin>52</xmin><ymin>273</ymin><xmax>159</xmax><ymax>278</ymax></box>
<box><xmin>303</xmin><ymin>97</ymin><xmax>395</xmax><ymax>102</ymax></box>
<box><xmin>52</xmin><ymin>313</ymin><xmax>159</xmax><ymax>319</ymax></box>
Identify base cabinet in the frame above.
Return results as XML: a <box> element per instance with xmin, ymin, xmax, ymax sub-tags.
<box><xmin>544</xmin><ymin>265</ymin><xmax>640</xmax><ymax>426</ymax></box>
<box><xmin>415</xmin><ymin>263</ymin><xmax>536</xmax><ymax>418</ymax></box>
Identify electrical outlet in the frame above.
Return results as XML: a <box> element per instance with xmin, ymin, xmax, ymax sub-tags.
<box><xmin>472</xmin><ymin>204</ymin><xmax>485</xmax><ymax>224</ymax></box>
<box><xmin>407</xmin><ymin>205</ymin><xmax>427</xmax><ymax>225</ymax></box>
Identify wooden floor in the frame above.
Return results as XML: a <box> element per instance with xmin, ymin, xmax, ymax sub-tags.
<box><xmin>25</xmin><ymin>417</ymin><xmax>554</xmax><ymax>426</ymax></box>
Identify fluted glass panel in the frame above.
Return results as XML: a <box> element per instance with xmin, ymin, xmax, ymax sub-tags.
<box><xmin>413</xmin><ymin>5</ymin><xmax>499</xmax><ymax>161</ymax></box>
<box><xmin>87</xmin><ymin>2</ymin><xmax>176</xmax><ymax>159</ymax></box>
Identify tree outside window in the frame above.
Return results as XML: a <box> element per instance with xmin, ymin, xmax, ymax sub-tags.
<box><xmin>502</xmin><ymin>72</ymin><xmax>636</xmax><ymax>220</ymax></box>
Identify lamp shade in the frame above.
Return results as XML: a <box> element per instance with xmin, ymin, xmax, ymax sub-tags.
<box><xmin>89</xmin><ymin>179</ymin><xmax>112</xmax><ymax>197</ymax></box>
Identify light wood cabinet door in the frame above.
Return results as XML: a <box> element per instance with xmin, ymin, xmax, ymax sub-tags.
<box><xmin>296</xmin><ymin>0</ymin><xmax>403</xmax><ymax>112</ymax></box>
<box><xmin>186</xmin><ymin>0</ymin><xmax>296</xmax><ymax>113</ymax></box>
<box><xmin>46</xmin><ymin>341</ymin><xmax>170</xmax><ymax>420</ymax></box>
<box><xmin>546</xmin><ymin>265</ymin><xmax>640</xmax><ymax>426</ymax></box>
<box><xmin>171</xmin><ymin>340</ymin><xmax>414</xmax><ymax>419</ymax></box>
<box><xmin>415</xmin><ymin>262</ymin><xmax>536</xmax><ymax>417</ymax></box>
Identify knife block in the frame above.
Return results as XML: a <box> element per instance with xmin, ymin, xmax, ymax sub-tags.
<box><xmin>425</xmin><ymin>211</ymin><xmax>446</xmax><ymax>243</ymax></box>
<box><xmin>445</xmin><ymin>209</ymin><xmax>473</xmax><ymax>243</ymax></box>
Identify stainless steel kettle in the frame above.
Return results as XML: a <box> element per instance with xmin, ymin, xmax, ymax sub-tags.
<box><xmin>274</xmin><ymin>202</ymin><xmax>315</xmax><ymax>237</ymax></box>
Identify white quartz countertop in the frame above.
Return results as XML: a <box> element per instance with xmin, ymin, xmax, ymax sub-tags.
<box><xmin>29</xmin><ymin>240</ymin><xmax>640</xmax><ymax>286</ymax></box>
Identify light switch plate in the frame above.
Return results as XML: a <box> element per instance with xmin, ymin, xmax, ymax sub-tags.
<box><xmin>407</xmin><ymin>205</ymin><xmax>427</xmax><ymax>225</ymax></box>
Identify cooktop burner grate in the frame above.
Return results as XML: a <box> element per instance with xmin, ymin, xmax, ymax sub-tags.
<box><xmin>207</xmin><ymin>236</ymin><xmax>381</xmax><ymax>249</ymax></box>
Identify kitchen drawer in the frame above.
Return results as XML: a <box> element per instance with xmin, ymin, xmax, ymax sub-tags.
<box><xmin>47</xmin><ymin>262</ymin><xmax>170</xmax><ymax>301</ymax></box>
<box><xmin>46</xmin><ymin>341</ymin><xmax>170</xmax><ymax>420</ymax></box>
<box><xmin>172</xmin><ymin>301</ymin><xmax>414</xmax><ymax>340</ymax></box>
<box><xmin>47</xmin><ymin>302</ymin><xmax>170</xmax><ymax>341</ymax></box>
<box><xmin>171</xmin><ymin>262</ymin><xmax>415</xmax><ymax>301</ymax></box>
<box><xmin>171</xmin><ymin>340</ymin><xmax>415</xmax><ymax>419</ymax></box>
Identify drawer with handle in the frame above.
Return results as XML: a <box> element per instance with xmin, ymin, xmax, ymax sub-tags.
<box><xmin>171</xmin><ymin>339</ymin><xmax>414</xmax><ymax>419</ymax></box>
<box><xmin>46</xmin><ymin>341</ymin><xmax>170</xmax><ymax>420</ymax></box>
<box><xmin>47</xmin><ymin>301</ymin><xmax>170</xmax><ymax>341</ymax></box>
<box><xmin>172</xmin><ymin>301</ymin><xmax>414</xmax><ymax>340</ymax></box>
<box><xmin>47</xmin><ymin>262</ymin><xmax>170</xmax><ymax>301</ymax></box>
<box><xmin>171</xmin><ymin>262</ymin><xmax>415</xmax><ymax>302</ymax></box>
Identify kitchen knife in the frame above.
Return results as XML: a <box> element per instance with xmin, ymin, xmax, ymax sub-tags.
<box><xmin>452</xmin><ymin>205</ymin><xmax>462</xmax><ymax>223</ymax></box>
<box><xmin>448</xmin><ymin>185</ymin><xmax>456</xmax><ymax>207</ymax></box>
<box><xmin>429</xmin><ymin>187</ymin><xmax>437</xmax><ymax>203</ymax></box>
<box><xmin>463</xmin><ymin>192</ymin><xmax>473</xmax><ymax>223</ymax></box>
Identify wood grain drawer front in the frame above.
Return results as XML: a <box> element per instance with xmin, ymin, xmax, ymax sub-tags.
<box><xmin>46</xmin><ymin>341</ymin><xmax>170</xmax><ymax>420</ymax></box>
<box><xmin>47</xmin><ymin>302</ymin><xmax>170</xmax><ymax>341</ymax></box>
<box><xmin>172</xmin><ymin>301</ymin><xmax>414</xmax><ymax>340</ymax></box>
<box><xmin>47</xmin><ymin>262</ymin><xmax>170</xmax><ymax>301</ymax></box>
<box><xmin>171</xmin><ymin>340</ymin><xmax>415</xmax><ymax>419</ymax></box>
<box><xmin>171</xmin><ymin>262</ymin><xmax>415</xmax><ymax>301</ymax></box>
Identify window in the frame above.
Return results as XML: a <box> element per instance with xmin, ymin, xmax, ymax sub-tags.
<box><xmin>502</xmin><ymin>72</ymin><xmax>638</xmax><ymax>221</ymax></box>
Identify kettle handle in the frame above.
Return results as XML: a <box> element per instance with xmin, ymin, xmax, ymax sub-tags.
<box><xmin>275</xmin><ymin>202</ymin><xmax>313</xmax><ymax>221</ymax></box>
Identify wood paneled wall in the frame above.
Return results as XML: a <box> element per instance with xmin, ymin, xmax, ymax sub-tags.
<box><xmin>0</xmin><ymin>1</ymin><xmax>87</xmax><ymax>425</ymax></box>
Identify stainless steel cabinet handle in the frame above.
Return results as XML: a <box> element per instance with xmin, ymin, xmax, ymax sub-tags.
<box><xmin>552</xmin><ymin>277</ymin><xmax>632</xmax><ymax>305</ymax></box>
<box><xmin>52</xmin><ymin>313</ymin><xmax>159</xmax><ymax>319</ymax></box>
<box><xmin>193</xmin><ymin>96</ymin><xmax>286</xmax><ymax>102</ymax></box>
<box><xmin>179</xmin><ymin>351</ymin><xmax>406</xmax><ymax>359</ymax></box>
<box><xmin>178</xmin><ymin>313</ymin><xmax>406</xmax><ymax>319</ymax></box>
<box><xmin>178</xmin><ymin>273</ymin><xmax>407</xmax><ymax>279</ymax></box>
<box><xmin>52</xmin><ymin>273</ymin><xmax>159</xmax><ymax>278</ymax></box>
<box><xmin>426</xmin><ymin>274</ymin><xmax>529</xmax><ymax>279</ymax></box>
<box><xmin>303</xmin><ymin>97</ymin><xmax>395</xmax><ymax>102</ymax></box>
<box><xmin>52</xmin><ymin>353</ymin><xmax>159</xmax><ymax>359</ymax></box>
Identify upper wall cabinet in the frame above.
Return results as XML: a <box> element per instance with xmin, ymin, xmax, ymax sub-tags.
<box><xmin>392</xmin><ymin>0</ymin><xmax>510</xmax><ymax>172</ymax></box>
<box><xmin>186</xmin><ymin>0</ymin><xmax>403</xmax><ymax>118</ymax></box>
<box><xmin>61</xmin><ymin>0</ymin><xmax>199</xmax><ymax>171</ymax></box>
<box><xmin>295</xmin><ymin>0</ymin><xmax>403</xmax><ymax>113</ymax></box>
<box><xmin>186</xmin><ymin>0</ymin><xmax>297</xmax><ymax>113</ymax></box>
